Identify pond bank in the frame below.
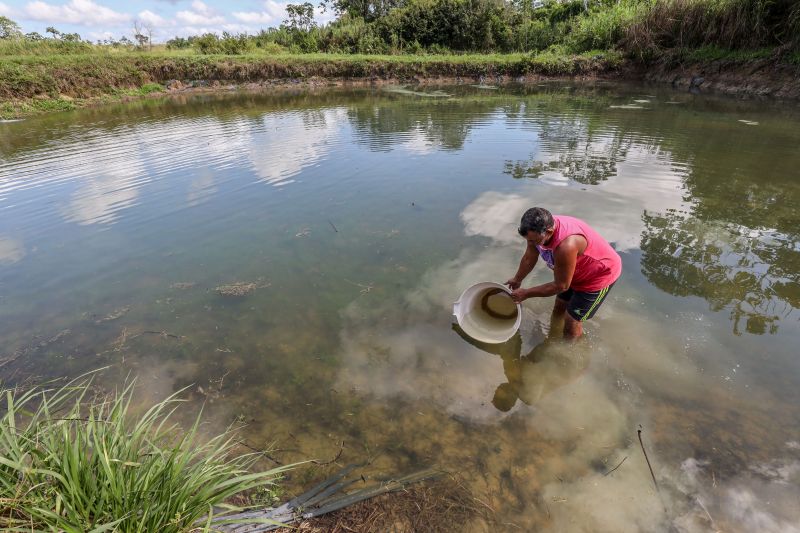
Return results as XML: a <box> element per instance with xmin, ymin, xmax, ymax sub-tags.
<box><xmin>1</xmin><ymin>52</ymin><xmax>799</xmax><ymax>119</ymax></box>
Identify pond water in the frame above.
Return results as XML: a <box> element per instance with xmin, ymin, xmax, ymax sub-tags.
<box><xmin>1</xmin><ymin>84</ymin><xmax>799</xmax><ymax>532</ymax></box>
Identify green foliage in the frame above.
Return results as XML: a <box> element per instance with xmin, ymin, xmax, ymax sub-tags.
<box><xmin>166</xmin><ymin>36</ymin><xmax>193</xmax><ymax>50</ymax></box>
<box><xmin>5</xmin><ymin>0</ymin><xmax>794</xmax><ymax>59</ymax></box>
<box><xmin>137</xmin><ymin>82</ymin><xmax>164</xmax><ymax>94</ymax></box>
<box><xmin>565</xmin><ymin>1</ymin><xmax>642</xmax><ymax>53</ymax></box>
<box><xmin>0</xmin><ymin>15</ymin><xmax>22</xmax><ymax>39</ymax></box>
<box><xmin>0</xmin><ymin>37</ymin><xmax>94</xmax><ymax>56</ymax></box>
<box><xmin>624</xmin><ymin>0</ymin><xmax>800</xmax><ymax>60</ymax></box>
<box><xmin>0</xmin><ymin>372</ymin><xmax>291</xmax><ymax>531</ymax></box>
<box><xmin>285</xmin><ymin>2</ymin><xmax>317</xmax><ymax>31</ymax></box>
<box><xmin>193</xmin><ymin>32</ymin><xmax>256</xmax><ymax>54</ymax></box>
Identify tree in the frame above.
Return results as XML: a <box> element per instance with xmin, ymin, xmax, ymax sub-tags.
<box><xmin>0</xmin><ymin>16</ymin><xmax>22</xmax><ymax>39</ymax></box>
<box><xmin>318</xmin><ymin>0</ymin><xmax>404</xmax><ymax>21</ymax></box>
<box><xmin>284</xmin><ymin>2</ymin><xmax>317</xmax><ymax>31</ymax></box>
<box><xmin>132</xmin><ymin>20</ymin><xmax>153</xmax><ymax>50</ymax></box>
<box><xmin>25</xmin><ymin>31</ymin><xmax>45</xmax><ymax>41</ymax></box>
<box><xmin>45</xmin><ymin>26</ymin><xmax>60</xmax><ymax>39</ymax></box>
<box><xmin>62</xmin><ymin>32</ymin><xmax>82</xmax><ymax>42</ymax></box>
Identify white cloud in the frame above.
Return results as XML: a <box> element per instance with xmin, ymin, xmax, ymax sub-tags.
<box><xmin>176</xmin><ymin>0</ymin><xmax>224</xmax><ymax>26</ymax></box>
<box><xmin>232</xmin><ymin>0</ymin><xmax>286</xmax><ymax>25</ymax></box>
<box><xmin>233</xmin><ymin>0</ymin><xmax>335</xmax><ymax>27</ymax></box>
<box><xmin>137</xmin><ymin>9</ymin><xmax>168</xmax><ymax>27</ymax></box>
<box><xmin>23</xmin><ymin>0</ymin><xmax>130</xmax><ymax>26</ymax></box>
<box><xmin>88</xmin><ymin>30</ymin><xmax>115</xmax><ymax>41</ymax></box>
<box><xmin>0</xmin><ymin>2</ymin><xmax>15</xmax><ymax>16</ymax></box>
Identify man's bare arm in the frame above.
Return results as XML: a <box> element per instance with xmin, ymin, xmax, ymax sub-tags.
<box><xmin>507</xmin><ymin>242</ymin><xmax>540</xmax><ymax>289</ymax></box>
<box><xmin>512</xmin><ymin>236</ymin><xmax>584</xmax><ymax>301</ymax></box>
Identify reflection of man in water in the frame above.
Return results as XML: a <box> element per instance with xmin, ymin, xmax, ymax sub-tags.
<box><xmin>453</xmin><ymin>325</ymin><xmax>589</xmax><ymax>412</ymax></box>
<box><xmin>507</xmin><ymin>207</ymin><xmax>622</xmax><ymax>339</ymax></box>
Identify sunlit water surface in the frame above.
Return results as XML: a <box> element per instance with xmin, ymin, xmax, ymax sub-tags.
<box><xmin>1</xmin><ymin>84</ymin><xmax>799</xmax><ymax>532</ymax></box>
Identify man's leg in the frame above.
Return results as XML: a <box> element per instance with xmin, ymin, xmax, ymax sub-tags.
<box><xmin>562</xmin><ymin>284</ymin><xmax>614</xmax><ymax>340</ymax></box>
<box><xmin>563</xmin><ymin>313</ymin><xmax>583</xmax><ymax>340</ymax></box>
<box><xmin>549</xmin><ymin>294</ymin><xmax>569</xmax><ymax>339</ymax></box>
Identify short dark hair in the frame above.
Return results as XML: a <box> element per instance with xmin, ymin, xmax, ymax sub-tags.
<box><xmin>518</xmin><ymin>207</ymin><xmax>553</xmax><ymax>236</ymax></box>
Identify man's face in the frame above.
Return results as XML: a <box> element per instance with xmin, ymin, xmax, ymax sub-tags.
<box><xmin>523</xmin><ymin>228</ymin><xmax>553</xmax><ymax>246</ymax></box>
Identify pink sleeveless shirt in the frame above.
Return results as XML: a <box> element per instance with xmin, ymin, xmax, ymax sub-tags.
<box><xmin>535</xmin><ymin>215</ymin><xmax>622</xmax><ymax>292</ymax></box>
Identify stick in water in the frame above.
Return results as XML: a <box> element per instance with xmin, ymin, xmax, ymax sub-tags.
<box><xmin>638</xmin><ymin>426</ymin><xmax>659</xmax><ymax>492</ymax></box>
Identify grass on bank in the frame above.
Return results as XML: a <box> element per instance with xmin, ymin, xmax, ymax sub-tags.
<box><xmin>0</xmin><ymin>49</ymin><xmax>623</xmax><ymax>118</ymax></box>
<box><xmin>0</xmin><ymin>372</ymin><xmax>291</xmax><ymax>532</ymax></box>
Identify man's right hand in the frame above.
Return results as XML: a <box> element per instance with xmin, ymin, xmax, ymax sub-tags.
<box><xmin>505</xmin><ymin>278</ymin><xmax>521</xmax><ymax>290</ymax></box>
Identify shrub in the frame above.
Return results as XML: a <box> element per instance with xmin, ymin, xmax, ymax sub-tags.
<box><xmin>193</xmin><ymin>32</ymin><xmax>255</xmax><ymax>54</ymax></box>
<box><xmin>624</xmin><ymin>0</ymin><xmax>800</xmax><ymax>60</ymax></box>
<box><xmin>566</xmin><ymin>1</ymin><xmax>641</xmax><ymax>53</ymax></box>
<box><xmin>0</xmin><ymin>373</ymin><xmax>291</xmax><ymax>531</ymax></box>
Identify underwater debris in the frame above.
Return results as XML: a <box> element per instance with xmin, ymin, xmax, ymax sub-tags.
<box><xmin>170</xmin><ymin>282</ymin><xmax>197</xmax><ymax>289</ymax></box>
<box><xmin>215</xmin><ymin>280</ymin><xmax>270</xmax><ymax>297</ymax></box>
<box><xmin>93</xmin><ymin>306</ymin><xmax>131</xmax><ymax>324</ymax></box>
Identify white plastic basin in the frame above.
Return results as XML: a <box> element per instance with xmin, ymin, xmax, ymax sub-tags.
<box><xmin>453</xmin><ymin>281</ymin><xmax>522</xmax><ymax>344</ymax></box>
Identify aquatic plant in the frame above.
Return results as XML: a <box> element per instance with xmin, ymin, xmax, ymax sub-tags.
<box><xmin>0</xmin><ymin>372</ymin><xmax>291</xmax><ymax>532</ymax></box>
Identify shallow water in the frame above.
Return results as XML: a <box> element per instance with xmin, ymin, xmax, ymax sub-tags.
<box><xmin>1</xmin><ymin>84</ymin><xmax>799</xmax><ymax>531</ymax></box>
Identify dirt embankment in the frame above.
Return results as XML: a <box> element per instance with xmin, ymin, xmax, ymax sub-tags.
<box><xmin>2</xmin><ymin>53</ymin><xmax>799</xmax><ymax>119</ymax></box>
<box><xmin>630</xmin><ymin>56</ymin><xmax>800</xmax><ymax>99</ymax></box>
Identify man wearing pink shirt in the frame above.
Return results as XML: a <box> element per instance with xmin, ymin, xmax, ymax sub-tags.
<box><xmin>506</xmin><ymin>207</ymin><xmax>622</xmax><ymax>339</ymax></box>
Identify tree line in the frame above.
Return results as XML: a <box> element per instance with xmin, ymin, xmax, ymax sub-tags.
<box><xmin>2</xmin><ymin>0</ymin><xmax>799</xmax><ymax>57</ymax></box>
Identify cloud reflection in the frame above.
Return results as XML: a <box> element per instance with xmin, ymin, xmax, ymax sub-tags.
<box><xmin>0</xmin><ymin>236</ymin><xmax>25</xmax><ymax>264</ymax></box>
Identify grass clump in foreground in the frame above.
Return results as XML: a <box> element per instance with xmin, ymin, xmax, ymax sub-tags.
<box><xmin>0</xmin><ymin>373</ymin><xmax>290</xmax><ymax>532</ymax></box>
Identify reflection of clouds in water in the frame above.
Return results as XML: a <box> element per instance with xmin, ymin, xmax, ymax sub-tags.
<box><xmin>57</xmin><ymin>133</ymin><xmax>149</xmax><ymax>225</ymax></box>
<box><xmin>249</xmin><ymin>109</ymin><xmax>346</xmax><ymax>186</ymax></box>
<box><xmin>672</xmin><ymin>454</ymin><xmax>800</xmax><ymax>533</ymax></box>
<box><xmin>460</xmin><ymin>191</ymin><xmax>527</xmax><ymax>246</ymax></box>
<box><xmin>63</xmin><ymin>162</ymin><xmax>147</xmax><ymax>225</ymax></box>
<box><xmin>186</xmin><ymin>170</ymin><xmax>217</xmax><ymax>208</ymax></box>
<box><xmin>2</xmin><ymin>109</ymin><xmax>348</xmax><ymax>225</ymax></box>
<box><xmin>0</xmin><ymin>236</ymin><xmax>25</xmax><ymax>264</ymax></box>
<box><xmin>542</xmin><ymin>448</ymin><xmax>667</xmax><ymax>532</ymax></box>
<box><xmin>461</xmin><ymin>150</ymin><xmax>686</xmax><ymax>253</ymax></box>
<box><xmin>336</xmin><ymin>317</ymin><xmax>507</xmax><ymax>422</ymax></box>
<box><xmin>399</xmin><ymin>128</ymin><xmax>438</xmax><ymax>155</ymax></box>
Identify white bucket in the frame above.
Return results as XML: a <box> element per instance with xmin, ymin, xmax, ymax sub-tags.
<box><xmin>453</xmin><ymin>282</ymin><xmax>522</xmax><ymax>344</ymax></box>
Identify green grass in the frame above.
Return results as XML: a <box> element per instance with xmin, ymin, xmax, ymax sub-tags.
<box><xmin>0</xmin><ymin>50</ymin><xmax>622</xmax><ymax>118</ymax></box>
<box><xmin>0</xmin><ymin>371</ymin><xmax>292</xmax><ymax>532</ymax></box>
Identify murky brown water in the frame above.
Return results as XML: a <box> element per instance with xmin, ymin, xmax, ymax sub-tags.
<box><xmin>1</xmin><ymin>84</ymin><xmax>799</xmax><ymax>532</ymax></box>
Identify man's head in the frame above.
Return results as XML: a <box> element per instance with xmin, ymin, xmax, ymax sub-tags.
<box><xmin>518</xmin><ymin>207</ymin><xmax>554</xmax><ymax>245</ymax></box>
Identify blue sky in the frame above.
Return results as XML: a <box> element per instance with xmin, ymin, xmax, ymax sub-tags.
<box><xmin>0</xmin><ymin>0</ymin><xmax>335</xmax><ymax>42</ymax></box>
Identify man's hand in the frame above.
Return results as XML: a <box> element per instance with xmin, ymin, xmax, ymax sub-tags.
<box><xmin>510</xmin><ymin>288</ymin><xmax>530</xmax><ymax>303</ymax></box>
<box><xmin>505</xmin><ymin>278</ymin><xmax>521</xmax><ymax>290</ymax></box>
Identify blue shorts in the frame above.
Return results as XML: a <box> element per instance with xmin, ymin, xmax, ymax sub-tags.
<box><xmin>557</xmin><ymin>283</ymin><xmax>615</xmax><ymax>322</ymax></box>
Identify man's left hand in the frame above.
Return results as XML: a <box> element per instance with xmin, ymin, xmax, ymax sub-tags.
<box><xmin>510</xmin><ymin>288</ymin><xmax>529</xmax><ymax>303</ymax></box>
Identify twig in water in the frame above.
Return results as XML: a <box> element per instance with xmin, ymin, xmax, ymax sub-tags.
<box><xmin>310</xmin><ymin>440</ymin><xmax>345</xmax><ymax>466</ymax></box>
<box><xmin>638</xmin><ymin>426</ymin><xmax>659</xmax><ymax>492</ymax></box>
<box><xmin>603</xmin><ymin>455</ymin><xmax>628</xmax><ymax>477</ymax></box>
<box><xmin>237</xmin><ymin>440</ymin><xmax>284</xmax><ymax>465</ymax></box>
<box><xmin>328</xmin><ymin>219</ymin><xmax>339</xmax><ymax>233</ymax></box>
<box><xmin>344</xmin><ymin>279</ymin><xmax>374</xmax><ymax>294</ymax></box>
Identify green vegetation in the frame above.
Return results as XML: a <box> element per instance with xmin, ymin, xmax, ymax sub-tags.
<box><xmin>0</xmin><ymin>372</ymin><xmax>290</xmax><ymax>531</ymax></box>
<box><xmin>0</xmin><ymin>1</ymin><xmax>798</xmax><ymax>117</ymax></box>
<box><xmin>3</xmin><ymin>0</ymin><xmax>798</xmax><ymax>58</ymax></box>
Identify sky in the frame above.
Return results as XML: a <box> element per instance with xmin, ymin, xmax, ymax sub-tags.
<box><xmin>0</xmin><ymin>0</ymin><xmax>336</xmax><ymax>42</ymax></box>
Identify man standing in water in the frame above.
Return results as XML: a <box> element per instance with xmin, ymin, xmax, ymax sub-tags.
<box><xmin>506</xmin><ymin>207</ymin><xmax>621</xmax><ymax>339</ymax></box>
